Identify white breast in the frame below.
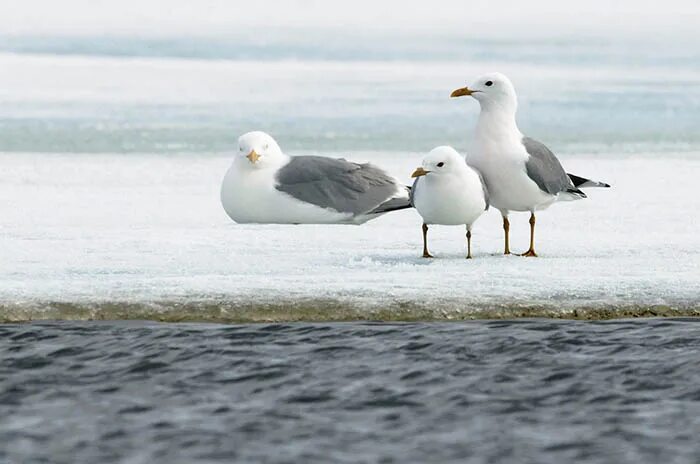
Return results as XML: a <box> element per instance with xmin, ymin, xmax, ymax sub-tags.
<box><xmin>413</xmin><ymin>170</ymin><xmax>486</xmax><ymax>226</ymax></box>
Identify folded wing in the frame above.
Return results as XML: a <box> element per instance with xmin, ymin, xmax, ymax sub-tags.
<box><xmin>523</xmin><ymin>137</ymin><xmax>586</xmax><ymax>199</ymax></box>
<box><xmin>276</xmin><ymin>156</ymin><xmax>410</xmax><ymax>216</ymax></box>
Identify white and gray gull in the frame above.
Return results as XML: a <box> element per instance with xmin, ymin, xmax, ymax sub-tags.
<box><xmin>450</xmin><ymin>72</ymin><xmax>610</xmax><ymax>257</ymax></box>
<box><xmin>410</xmin><ymin>146</ymin><xmax>489</xmax><ymax>259</ymax></box>
<box><xmin>221</xmin><ymin>131</ymin><xmax>411</xmax><ymax>224</ymax></box>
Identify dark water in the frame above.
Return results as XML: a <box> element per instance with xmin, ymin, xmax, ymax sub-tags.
<box><xmin>2</xmin><ymin>319</ymin><xmax>700</xmax><ymax>464</ymax></box>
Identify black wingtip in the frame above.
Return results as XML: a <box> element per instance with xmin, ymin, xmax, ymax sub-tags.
<box><xmin>371</xmin><ymin>203</ymin><xmax>413</xmax><ymax>214</ymax></box>
<box><xmin>567</xmin><ymin>173</ymin><xmax>611</xmax><ymax>189</ymax></box>
<box><xmin>370</xmin><ymin>195</ymin><xmax>413</xmax><ymax>214</ymax></box>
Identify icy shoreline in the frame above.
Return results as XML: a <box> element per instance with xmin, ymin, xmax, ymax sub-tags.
<box><xmin>2</xmin><ymin>299</ymin><xmax>700</xmax><ymax>324</ymax></box>
<box><xmin>2</xmin><ymin>152</ymin><xmax>698</xmax><ymax>321</ymax></box>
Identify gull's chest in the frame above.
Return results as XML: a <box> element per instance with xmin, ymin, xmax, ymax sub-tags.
<box><xmin>413</xmin><ymin>177</ymin><xmax>483</xmax><ymax>225</ymax></box>
<box><xmin>221</xmin><ymin>169</ymin><xmax>285</xmax><ymax>222</ymax></box>
<box><xmin>469</xmin><ymin>136</ymin><xmax>528</xmax><ymax>172</ymax></box>
<box><xmin>468</xmin><ymin>139</ymin><xmax>551</xmax><ymax>211</ymax></box>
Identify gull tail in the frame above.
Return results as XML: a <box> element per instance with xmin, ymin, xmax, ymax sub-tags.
<box><xmin>567</xmin><ymin>173</ymin><xmax>611</xmax><ymax>189</ymax></box>
<box><xmin>558</xmin><ymin>187</ymin><xmax>587</xmax><ymax>201</ymax></box>
<box><xmin>369</xmin><ymin>186</ymin><xmax>413</xmax><ymax>214</ymax></box>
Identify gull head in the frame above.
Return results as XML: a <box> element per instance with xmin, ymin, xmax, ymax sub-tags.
<box><xmin>450</xmin><ymin>72</ymin><xmax>517</xmax><ymax>112</ymax></box>
<box><xmin>236</xmin><ymin>131</ymin><xmax>284</xmax><ymax>169</ymax></box>
<box><xmin>411</xmin><ymin>146</ymin><xmax>465</xmax><ymax>178</ymax></box>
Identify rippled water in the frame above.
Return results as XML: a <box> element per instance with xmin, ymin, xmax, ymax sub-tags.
<box><xmin>2</xmin><ymin>319</ymin><xmax>700</xmax><ymax>463</ymax></box>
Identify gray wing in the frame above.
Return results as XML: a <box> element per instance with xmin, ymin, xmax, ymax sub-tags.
<box><xmin>523</xmin><ymin>137</ymin><xmax>583</xmax><ymax>196</ymax></box>
<box><xmin>275</xmin><ymin>156</ymin><xmax>404</xmax><ymax>215</ymax></box>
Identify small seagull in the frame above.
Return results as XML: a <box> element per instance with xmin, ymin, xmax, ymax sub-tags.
<box><xmin>451</xmin><ymin>72</ymin><xmax>610</xmax><ymax>257</ymax></box>
<box><xmin>410</xmin><ymin>146</ymin><xmax>489</xmax><ymax>259</ymax></box>
<box><xmin>221</xmin><ymin>131</ymin><xmax>411</xmax><ymax>224</ymax></box>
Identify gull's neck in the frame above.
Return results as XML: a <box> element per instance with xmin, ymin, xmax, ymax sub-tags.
<box><xmin>474</xmin><ymin>100</ymin><xmax>522</xmax><ymax>144</ymax></box>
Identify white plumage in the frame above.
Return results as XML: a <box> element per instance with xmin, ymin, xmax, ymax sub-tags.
<box><xmin>410</xmin><ymin>146</ymin><xmax>488</xmax><ymax>259</ymax></box>
<box><xmin>221</xmin><ymin>131</ymin><xmax>411</xmax><ymax>225</ymax></box>
<box><xmin>450</xmin><ymin>72</ymin><xmax>609</xmax><ymax>256</ymax></box>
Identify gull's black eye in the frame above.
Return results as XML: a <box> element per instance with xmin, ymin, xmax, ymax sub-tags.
<box><xmin>437</xmin><ymin>162</ymin><xmax>445</xmax><ymax>167</ymax></box>
<box><xmin>485</xmin><ymin>81</ymin><xmax>493</xmax><ymax>87</ymax></box>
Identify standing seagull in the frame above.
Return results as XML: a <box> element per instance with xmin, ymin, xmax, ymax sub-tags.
<box><xmin>410</xmin><ymin>146</ymin><xmax>489</xmax><ymax>259</ymax></box>
<box><xmin>450</xmin><ymin>73</ymin><xmax>610</xmax><ymax>256</ymax></box>
<box><xmin>221</xmin><ymin>131</ymin><xmax>411</xmax><ymax>224</ymax></box>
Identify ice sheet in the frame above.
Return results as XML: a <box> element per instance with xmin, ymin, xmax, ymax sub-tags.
<box><xmin>1</xmin><ymin>152</ymin><xmax>698</xmax><ymax>319</ymax></box>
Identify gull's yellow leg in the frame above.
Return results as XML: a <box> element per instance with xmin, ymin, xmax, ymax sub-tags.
<box><xmin>521</xmin><ymin>213</ymin><xmax>538</xmax><ymax>257</ymax></box>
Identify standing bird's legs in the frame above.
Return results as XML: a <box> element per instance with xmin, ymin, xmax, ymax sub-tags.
<box><xmin>521</xmin><ymin>212</ymin><xmax>538</xmax><ymax>257</ymax></box>
<box><xmin>502</xmin><ymin>215</ymin><xmax>511</xmax><ymax>255</ymax></box>
<box><xmin>421</xmin><ymin>223</ymin><xmax>433</xmax><ymax>258</ymax></box>
<box><xmin>466</xmin><ymin>227</ymin><xmax>473</xmax><ymax>259</ymax></box>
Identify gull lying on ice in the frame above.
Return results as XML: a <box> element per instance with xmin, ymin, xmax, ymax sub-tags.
<box><xmin>410</xmin><ymin>146</ymin><xmax>489</xmax><ymax>259</ymax></box>
<box><xmin>451</xmin><ymin>72</ymin><xmax>610</xmax><ymax>256</ymax></box>
<box><xmin>221</xmin><ymin>131</ymin><xmax>411</xmax><ymax>224</ymax></box>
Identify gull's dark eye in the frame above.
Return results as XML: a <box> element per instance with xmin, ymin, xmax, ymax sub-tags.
<box><xmin>437</xmin><ymin>162</ymin><xmax>445</xmax><ymax>167</ymax></box>
<box><xmin>485</xmin><ymin>81</ymin><xmax>493</xmax><ymax>87</ymax></box>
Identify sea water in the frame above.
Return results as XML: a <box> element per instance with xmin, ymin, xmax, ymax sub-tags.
<box><xmin>2</xmin><ymin>319</ymin><xmax>700</xmax><ymax>463</ymax></box>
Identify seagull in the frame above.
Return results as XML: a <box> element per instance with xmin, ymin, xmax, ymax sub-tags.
<box><xmin>410</xmin><ymin>146</ymin><xmax>489</xmax><ymax>259</ymax></box>
<box><xmin>450</xmin><ymin>72</ymin><xmax>610</xmax><ymax>257</ymax></box>
<box><xmin>220</xmin><ymin>131</ymin><xmax>411</xmax><ymax>224</ymax></box>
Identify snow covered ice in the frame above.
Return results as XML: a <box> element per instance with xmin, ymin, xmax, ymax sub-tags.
<box><xmin>1</xmin><ymin>151</ymin><xmax>698</xmax><ymax>320</ymax></box>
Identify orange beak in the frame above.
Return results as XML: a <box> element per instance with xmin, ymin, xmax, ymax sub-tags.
<box><xmin>411</xmin><ymin>167</ymin><xmax>429</xmax><ymax>178</ymax></box>
<box><xmin>450</xmin><ymin>86</ymin><xmax>474</xmax><ymax>97</ymax></box>
<box><xmin>246</xmin><ymin>150</ymin><xmax>260</xmax><ymax>164</ymax></box>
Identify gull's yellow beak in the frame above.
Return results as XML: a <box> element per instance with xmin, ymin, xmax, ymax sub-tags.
<box><xmin>411</xmin><ymin>167</ymin><xmax>429</xmax><ymax>178</ymax></box>
<box><xmin>246</xmin><ymin>149</ymin><xmax>260</xmax><ymax>164</ymax></box>
<box><xmin>450</xmin><ymin>86</ymin><xmax>474</xmax><ymax>98</ymax></box>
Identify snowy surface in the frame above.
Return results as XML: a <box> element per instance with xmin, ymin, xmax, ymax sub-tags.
<box><xmin>1</xmin><ymin>151</ymin><xmax>698</xmax><ymax>318</ymax></box>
